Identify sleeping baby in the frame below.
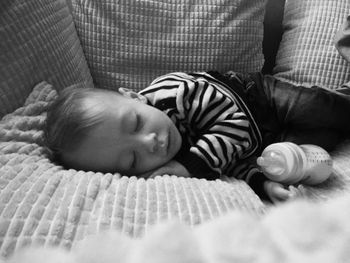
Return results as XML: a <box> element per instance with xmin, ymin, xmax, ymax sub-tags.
<box><xmin>44</xmin><ymin>68</ymin><xmax>350</xmax><ymax>203</ymax></box>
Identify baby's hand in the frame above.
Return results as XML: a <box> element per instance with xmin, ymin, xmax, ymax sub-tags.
<box><xmin>264</xmin><ymin>181</ymin><xmax>296</xmax><ymax>203</ymax></box>
<box><xmin>140</xmin><ymin>160</ymin><xmax>191</xmax><ymax>179</ymax></box>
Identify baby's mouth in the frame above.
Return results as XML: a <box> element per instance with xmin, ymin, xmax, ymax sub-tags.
<box><xmin>159</xmin><ymin>130</ymin><xmax>169</xmax><ymax>156</ymax></box>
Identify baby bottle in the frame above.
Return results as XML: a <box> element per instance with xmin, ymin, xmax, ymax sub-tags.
<box><xmin>256</xmin><ymin>142</ymin><xmax>333</xmax><ymax>185</ymax></box>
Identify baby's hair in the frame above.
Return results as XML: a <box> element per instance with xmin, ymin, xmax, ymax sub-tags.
<box><xmin>44</xmin><ymin>85</ymin><xmax>116</xmax><ymax>165</ymax></box>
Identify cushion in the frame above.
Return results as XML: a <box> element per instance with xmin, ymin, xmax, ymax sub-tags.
<box><xmin>335</xmin><ymin>15</ymin><xmax>350</xmax><ymax>63</ymax></box>
<box><xmin>69</xmin><ymin>0</ymin><xmax>267</xmax><ymax>91</ymax></box>
<box><xmin>273</xmin><ymin>0</ymin><xmax>350</xmax><ymax>89</ymax></box>
<box><xmin>0</xmin><ymin>0</ymin><xmax>94</xmax><ymax>118</ymax></box>
<box><xmin>0</xmin><ymin>82</ymin><xmax>265</xmax><ymax>258</ymax></box>
<box><xmin>8</xmin><ymin>194</ymin><xmax>350</xmax><ymax>263</ymax></box>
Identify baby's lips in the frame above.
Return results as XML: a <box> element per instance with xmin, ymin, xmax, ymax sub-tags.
<box><xmin>158</xmin><ymin>135</ymin><xmax>169</xmax><ymax>156</ymax></box>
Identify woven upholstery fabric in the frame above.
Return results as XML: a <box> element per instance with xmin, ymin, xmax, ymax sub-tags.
<box><xmin>0</xmin><ymin>0</ymin><xmax>94</xmax><ymax>119</ymax></box>
<box><xmin>0</xmin><ymin>82</ymin><xmax>265</xmax><ymax>258</ymax></box>
<box><xmin>273</xmin><ymin>0</ymin><xmax>350</xmax><ymax>89</ymax></box>
<box><xmin>69</xmin><ymin>0</ymin><xmax>267</xmax><ymax>91</ymax></box>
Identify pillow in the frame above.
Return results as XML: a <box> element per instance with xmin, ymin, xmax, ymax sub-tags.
<box><xmin>335</xmin><ymin>15</ymin><xmax>350</xmax><ymax>64</ymax></box>
<box><xmin>273</xmin><ymin>0</ymin><xmax>350</xmax><ymax>89</ymax></box>
<box><xmin>0</xmin><ymin>82</ymin><xmax>265</xmax><ymax>258</ymax></box>
<box><xmin>0</xmin><ymin>0</ymin><xmax>94</xmax><ymax>118</ymax></box>
<box><xmin>69</xmin><ymin>0</ymin><xmax>267</xmax><ymax>91</ymax></box>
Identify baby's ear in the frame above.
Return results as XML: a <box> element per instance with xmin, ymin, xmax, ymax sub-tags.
<box><xmin>118</xmin><ymin>88</ymin><xmax>148</xmax><ymax>104</ymax></box>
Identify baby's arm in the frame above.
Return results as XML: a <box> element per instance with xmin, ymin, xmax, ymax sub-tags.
<box><xmin>140</xmin><ymin>72</ymin><xmax>286</xmax><ymax>202</ymax></box>
<box><xmin>140</xmin><ymin>160</ymin><xmax>191</xmax><ymax>179</ymax></box>
<box><xmin>140</xmin><ymin>72</ymin><xmax>258</xmax><ymax>179</ymax></box>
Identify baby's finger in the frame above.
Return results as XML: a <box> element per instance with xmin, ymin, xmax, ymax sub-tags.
<box><xmin>264</xmin><ymin>181</ymin><xmax>291</xmax><ymax>203</ymax></box>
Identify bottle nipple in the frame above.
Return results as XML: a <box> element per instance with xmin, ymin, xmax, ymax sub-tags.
<box><xmin>257</xmin><ymin>151</ymin><xmax>286</xmax><ymax>177</ymax></box>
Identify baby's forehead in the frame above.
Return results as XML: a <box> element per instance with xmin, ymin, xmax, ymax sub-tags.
<box><xmin>79</xmin><ymin>92</ymin><xmax>110</xmax><ymax>115</ymax></box>
<box><xmin>82</xmin><ymin>90</ymin><xmax>119</xmax><ymax>105</ymax></box>
<box><xmin>81</xmin><ymin>90</ymin><xmax>127</xmax><ymax>115</ymax></box>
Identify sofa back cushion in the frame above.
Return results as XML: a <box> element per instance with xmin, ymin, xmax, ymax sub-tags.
<box><xmin>0</xmin><ymin>0</ymin><xmax>94</xmax><ymax>118</ymax></box>
<box><xmin>69</xmin><ymin>0</ymin><xmax>267</xmax><ymax>91</ymax></box>
<box><xmin>273</xmin><ymin>0</ymin><xmax>350</xmax><ymax>89</ymax></box>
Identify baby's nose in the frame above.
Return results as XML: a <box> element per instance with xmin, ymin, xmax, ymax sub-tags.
<box><xmin>142</xmin><ymin>132</ymin><xmax>158</xmax><ymax>153</ymax></box>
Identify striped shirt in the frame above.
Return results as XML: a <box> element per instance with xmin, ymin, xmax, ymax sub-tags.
<box><xmin>139</xmin><ymin>72</ymin><xmax>262</xmax><ymax>182</ymax></box>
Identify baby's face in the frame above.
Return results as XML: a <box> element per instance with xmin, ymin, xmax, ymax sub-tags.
<box><xmin>63</xmin><ymin>91</ymin><xmax>182</xmax><ymax>175</ymax></box>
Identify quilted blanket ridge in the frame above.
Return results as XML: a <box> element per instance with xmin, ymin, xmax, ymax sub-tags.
<box><xmin>5</xmin><ymin>193</ymin><xmax>350</xmax><ymax>263</ymax></box>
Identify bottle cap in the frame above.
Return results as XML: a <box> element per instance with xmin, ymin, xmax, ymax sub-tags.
<box><xmin>258</xmin><ymin>142</ymin><xmax>305</xmax><ymax>184</ymax></box>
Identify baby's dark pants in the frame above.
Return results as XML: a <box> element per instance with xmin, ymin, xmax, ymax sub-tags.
<box><xmin>219</xmin><ymin>72</ymin><xmax>350</xmax><ymax>152</ymax></box>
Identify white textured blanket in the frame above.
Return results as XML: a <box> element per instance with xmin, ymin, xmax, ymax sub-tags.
<box><xmin>5</xmin><ymin>194</ymin><xmax>350</xmax><ymax>263</ymax></box>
